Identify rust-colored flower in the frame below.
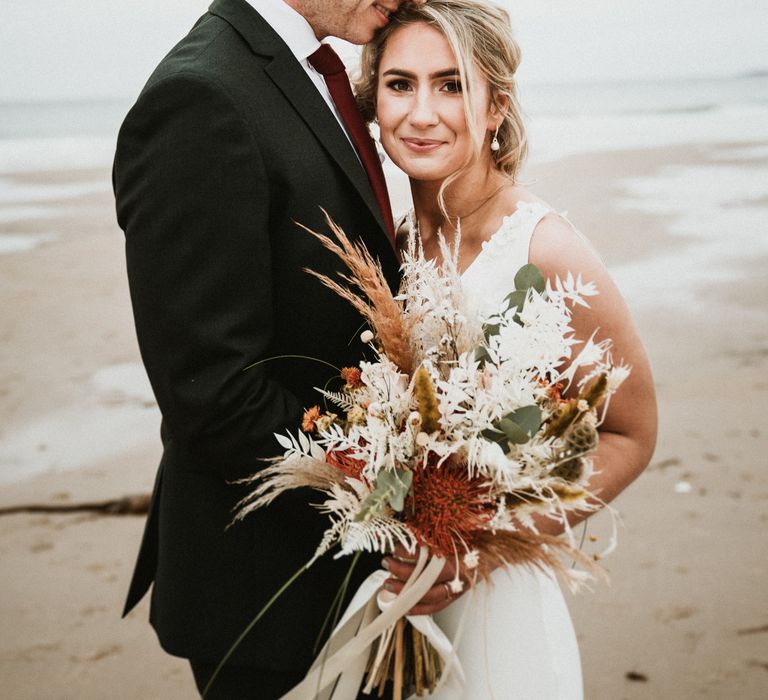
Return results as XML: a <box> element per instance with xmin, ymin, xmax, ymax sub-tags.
<box><xmin>301</xmin><ymin>405</ymin><xmax>322</xmax><ymax>433</ymax></box>
<box><xmin>538</xmin><ymin>376</ymin><xmax>564</xmax><ymax>403</ymax></box>
<box><xmin>326</xmin><ymin>448</ymin><xmax>366</xmax><ymax>481</ymax></box>
<box><xmin>341</xmin><ymin>366</ymin><xmax>364</xmax><ymax>388</ymax></box>
<box><xmin>404</xmin><ymin>459</ymin><xmax>494</xmax><ymax>555</ymax></box>
<box><xmin>544</xmin><ymin>380</ymin><xmax>564</xmax><ymax>403</ymax></box>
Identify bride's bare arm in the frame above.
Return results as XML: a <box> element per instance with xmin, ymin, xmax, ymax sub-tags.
<box><xmin>529</xmin><ymin>214</ymin><xmax>658</xmax><ymax>534</ymax></box>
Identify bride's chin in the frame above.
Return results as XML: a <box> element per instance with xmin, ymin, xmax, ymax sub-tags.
<box><xmin>386</xmin><ymin>155</ymin><xmax>444</xmax><ymax>182</ymax></box>
<box><xmin>401</xmin><ymin>165</ymin><xmax>450</xmax><ymax>183</ymax></box>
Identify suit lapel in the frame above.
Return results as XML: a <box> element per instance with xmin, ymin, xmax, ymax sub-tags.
<box><xmin>264</xmin><ymin>51</ymin><xmax>385</xmax><ymax>232</ymax></box>
<box><xmin>208</xmin><ymin>0</ymin><xmax>394</xmax><ymax>261</ymax></box>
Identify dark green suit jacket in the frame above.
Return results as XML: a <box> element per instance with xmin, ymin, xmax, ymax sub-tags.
<box><xmin>113</xmin><ymin>0</ymin><xmax>399</xmax><ymax>670</ymax></box>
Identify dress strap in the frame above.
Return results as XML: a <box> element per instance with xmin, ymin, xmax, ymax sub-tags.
<box><xmin>507</xmin><ymin>200</ymin><xmax>553</xmax><ymax>263</ymax></box>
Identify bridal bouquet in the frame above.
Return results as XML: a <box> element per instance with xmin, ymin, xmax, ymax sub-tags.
<box><xmin>231</xmin><ymin>213</ymin><xmax>628</xmax><ymax>699</ymax></box>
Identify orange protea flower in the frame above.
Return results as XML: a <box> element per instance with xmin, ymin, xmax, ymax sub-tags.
<box><xmin>341</xmin><ymin>366</ymin><xmax>364</xmax><ymax>388</ymax></box>
<box><xmin>404</xmin><ymin>460</ymin><xmax>494</xmax><ymax>555</ymax></box>
<box><xmin>326</xmin><ymin>448</ymin><xmax>366</xmax><ymax>481</ymax></box>
<box><xmin>301</xmin><ymin>405</ymin><xmax>322</xmax><ymax>433</ymax></box>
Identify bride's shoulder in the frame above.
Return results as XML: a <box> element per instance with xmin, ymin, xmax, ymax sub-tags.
<box><xmin>527</xmin><ymin>205</ymin><xmax>606</xmax><ymax>281</ymax></box>
<box><xmin>497</xmin><ymin>188</ymin><xmax>553</xmax><ymax>227</ymax></box>
<box><xmin>503</xmin><ymin>188</ymin><xmax>596</xmax><ymax>252</ymax></box>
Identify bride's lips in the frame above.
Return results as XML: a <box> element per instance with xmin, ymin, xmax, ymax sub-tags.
<box><xmin>401</xmin><ymin>138</ymin><xmax>445</xmax><ymax>154</ymax></box>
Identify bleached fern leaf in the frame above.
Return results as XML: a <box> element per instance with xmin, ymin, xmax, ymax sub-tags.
<box><xmin>337</xmin><ymin>516</ymin><xmax>417</xmax><ymax>557</ymax></box>
<box><xmin>314</xmin><ymin>387</ymin><xmax>360</xmax><ymax>413</ymax></box>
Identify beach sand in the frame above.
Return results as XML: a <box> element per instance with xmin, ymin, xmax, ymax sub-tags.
<box><xmin>1</xmin><ymin>138</ymin><xmax>767</xmax><ymax>698</ymax></box>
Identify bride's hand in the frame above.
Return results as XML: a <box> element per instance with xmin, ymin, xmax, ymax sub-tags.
<box><xmin>381</xmin><ymin>545</ymin><xmax>467</xmax><ymax>615</ymax></box>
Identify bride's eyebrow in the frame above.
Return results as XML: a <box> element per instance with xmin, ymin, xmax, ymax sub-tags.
<box><xmin>381</xmin><ymin>68</ymin><xmax>460</xmax><ymax>79</ymax></box>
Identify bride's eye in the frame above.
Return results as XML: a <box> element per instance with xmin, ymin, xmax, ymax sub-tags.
<box><xmin>441</xmin><ymin>79</ymin><xmax>463</xmax><ymax>94</ymax></box>
<box><xmin>385</xmin><ymin>79</ymin><xmax>411</xmax><ymax>92</ymax></box>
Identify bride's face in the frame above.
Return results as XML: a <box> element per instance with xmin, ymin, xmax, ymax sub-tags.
<box><xmin>375</xmin><ymin>23</ymin><xmax>496</xmax><ymax>183</ymax></box>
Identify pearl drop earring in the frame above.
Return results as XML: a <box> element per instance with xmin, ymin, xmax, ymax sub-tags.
<box><xmin>490</xmin><ymin>125</ymin><xmax>500</xmax><ymax>152</ymax></box>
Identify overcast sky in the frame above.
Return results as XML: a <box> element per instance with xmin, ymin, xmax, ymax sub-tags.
<box><xmin>2</xmin><ymin>1</ymin><xmax>766</xmax><ymax>102</ymax></box>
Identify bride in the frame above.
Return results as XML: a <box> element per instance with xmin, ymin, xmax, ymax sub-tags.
<box><xmin>353</xmin><ymin>1</ymin><xmax>658</xmax><ymax>697</ymax></box>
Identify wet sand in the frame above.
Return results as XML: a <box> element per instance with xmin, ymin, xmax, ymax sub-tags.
<box><xmin>1</xmin><ymin>139</ymin><xmax>767</xmax><ymax>698</ymax></box>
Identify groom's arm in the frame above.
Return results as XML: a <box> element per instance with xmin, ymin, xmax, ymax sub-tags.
<box><xmin>114</xmin><ymin>72</ymin><xmax>303</xmax><ymax>481</ymax></box>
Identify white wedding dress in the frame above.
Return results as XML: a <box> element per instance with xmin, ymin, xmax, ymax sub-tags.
<box><xmin>421</xmin><ymin>200</ymin><xmax>584</xmax><ymax>699</ymax></box>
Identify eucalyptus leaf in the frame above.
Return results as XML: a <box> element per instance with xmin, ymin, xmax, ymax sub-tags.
<box><xmin>481</xmin><ymin>427</ymin><xmax>507</xmax><ymax>446</ymax></box>
<box><xmin>514</xmin><ymin>264</ymin><xmax>546</xmax><ymax>294</ymax></box>
<box><xmin>483</xmin><ymin>323</ymin><xmax>501</xmax><ymax>341</ymax></box>
<box><xmin>504</xmin><ymin>405</ymin><xmax>542</xmax><ymax>438</ymax></box>
<box><xmin>387</xmin><ymin>469</ymin><xmax>413</xmax><ymax>512</ymax></box>
<box><xmin>497</xmin><ymin>417</ymin><xmax>529</xmax><ymax>445</ymax></box>
<box><xmin>503</xmin><ymin>290</ymin><xmax>527</xmax><ymax>313</ymax></box>
<box><xmin>354</xmin><ymin>468</ymin><xmax>413</xmax><ymax>521</ymax></box>
<box><xmin>475</xmin><ymin>345</ymin><xmax>491</xmax><ymax>363</ymax></box>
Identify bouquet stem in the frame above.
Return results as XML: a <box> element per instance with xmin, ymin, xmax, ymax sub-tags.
<box><xmin>394</xmin><ymin>618</ymin><xmax>405</xmax><ymax>700</ymax></box>
<box><xmin>412</xmin><ymin>626</ymin><xmax>425</xmax><ymax>696</ymax></box>
<box><xmin>364</xmin><ymin>619</ymin><xmax>444</xmax><ymax>698</ymax></box>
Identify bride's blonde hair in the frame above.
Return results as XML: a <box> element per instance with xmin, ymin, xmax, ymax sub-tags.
<box><xmin>355</xmin><ymin>0</ymin><xmax>527</xmax><ymax>209</ymax></box>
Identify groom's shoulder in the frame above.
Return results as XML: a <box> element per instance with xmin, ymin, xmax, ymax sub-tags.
<box><xmin>140</xmin><ymin>11</ymin><xmax>265</xmax><ymax>97</ymax></box>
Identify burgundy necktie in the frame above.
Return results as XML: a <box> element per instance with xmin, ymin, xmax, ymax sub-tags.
<box><xmin>308</xmin><ymin>44</ymin><xmax>395</xmax><ymax>247</ymax></box>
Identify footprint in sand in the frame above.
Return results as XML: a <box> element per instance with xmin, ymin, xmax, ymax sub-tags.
<box><xmin>3</xmin><ymin>643</ymin><xmax>61</xmax><ymax>662</ymax></box>
<box><xmin>79</xmin><ymin>605</ymin><xmax>108</xmax><ymax>617</ymax></box>
<box><xmin>29</xmin><ymin>540</ymin><xmax>53</xmax><ymax>553</ymax></box>
<box><xmin>651</xmin><ymin>457</ymin><xmax>681</xmax><ymax>470</ymax></box>
<box><xmin>655</xmin><ymin>606</ymin><xmax>698</xmax><ymax>623</ymax></box>
<box><xmin>70</xmin><ymin>644</ymin><xmax>123</xmax><ymax>663</ymax></box>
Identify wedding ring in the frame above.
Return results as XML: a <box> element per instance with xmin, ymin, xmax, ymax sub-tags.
<box><xmin>442</xmin><ymin>582</ymin><xmax>453</xmax><ymax>601</ymax></box>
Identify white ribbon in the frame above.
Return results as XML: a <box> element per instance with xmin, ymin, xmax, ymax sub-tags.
<box><xmin>280</xmin><ymin>547</ymin><xmax>465</xmax><ymax>699</ymax></box>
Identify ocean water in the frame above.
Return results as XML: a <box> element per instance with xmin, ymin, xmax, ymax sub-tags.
<box><xmin>523</xmin><ymin>74</ymin><xmax>768</xmax><ymax>163</ymax></box>
<box><xmin>0</xmin><ymin>74</ymin><xmax>767</xmax><ymax>173</ymax></box>
<box><xmin>612</xmin><ymin>156</ymin><xmax>768</xmax><ymax>308</ymax></box>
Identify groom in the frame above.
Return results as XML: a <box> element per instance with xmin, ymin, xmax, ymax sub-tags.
<box><xmin>113</xmin><ymin>0</ymin><xmax>416</xmax><ymax>696</ymax></box>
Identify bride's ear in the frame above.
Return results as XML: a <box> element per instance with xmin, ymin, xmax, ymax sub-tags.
<box><xmin>488</xmin><ymin>93</ymin><xmax>510</xmax><ymax>129</ymax></box>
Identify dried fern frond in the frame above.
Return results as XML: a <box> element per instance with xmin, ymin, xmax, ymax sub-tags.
<box><xmin>315</xmin><ymin>387</ymin><xmax>360</xmax><ymax>413</ymax></box>
<box><xmin>299</xmin><ymin>210</ymin><xmax>414</xmax><ymax>374</ymax></box>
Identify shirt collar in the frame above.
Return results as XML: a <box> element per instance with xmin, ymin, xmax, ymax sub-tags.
<box><xmin>245</xmin><ymin>0</ymin><xmax>321</xmax><ymax>62</ymax></box>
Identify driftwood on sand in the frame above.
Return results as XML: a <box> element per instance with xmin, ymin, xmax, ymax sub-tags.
<box><xmin>0</xmin><ymin>493</ymin><xmax>151</xmax><ymax>517</ymax></box>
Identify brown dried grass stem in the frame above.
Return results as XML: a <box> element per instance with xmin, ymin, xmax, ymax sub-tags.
<box><xmin>298</xmin><ymin>211</ymin><xmax>414</xmax><ymax>374</ymax></box>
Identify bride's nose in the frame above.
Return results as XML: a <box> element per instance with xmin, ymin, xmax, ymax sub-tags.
<box><xmin>407</xmin><ymin>91</ymin><xmax>439</xmax><ymax>129</ymax></box>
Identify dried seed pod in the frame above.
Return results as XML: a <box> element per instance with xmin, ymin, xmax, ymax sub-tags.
<box><xmin>549</xmin><ymin>457</ymin><xmax>585</xmax><ymax>483</ymax></box>
<box><xmin>566</xmin><ymin>421</ymin><xmax>599</xmax><ymax>454</ymax></box>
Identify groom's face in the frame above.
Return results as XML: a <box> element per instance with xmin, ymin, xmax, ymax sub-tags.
<box><xmin>291</xmin><ymin>0</ymin><xmax>407</xmax><ymax>44</ymax></box>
